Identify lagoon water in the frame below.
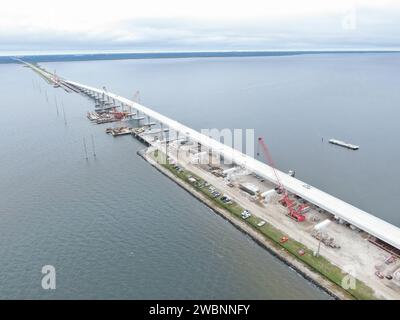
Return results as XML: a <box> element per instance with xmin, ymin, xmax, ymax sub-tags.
<box><xmin>1</xmin><ymin>53</ymin><xmax>399</xmax><ymax>299</ymax></box>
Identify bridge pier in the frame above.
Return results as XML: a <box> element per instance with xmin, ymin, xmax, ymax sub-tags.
<box><xmin>160</xmin><ymin>122</ymin><xmax>164</xmax><ymax>141</ymax></box>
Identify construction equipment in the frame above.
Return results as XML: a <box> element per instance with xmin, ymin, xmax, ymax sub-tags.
<box><xmin>109</xmin><ymin>106</ymin><xmax>130</xmax><ymax>120</ymax></box>
<box><xmin>257</xmin><ymin>137</ymin><xmax>305</xmax><ymax>222</ymax></box>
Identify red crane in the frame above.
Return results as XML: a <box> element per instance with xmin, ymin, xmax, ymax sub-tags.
<box><xmin>108</xmin><ymin>107</ymin><xmax>127</xmax><ymax>120</ymax></box>
<box><xmin>257</xmin><ymin>137</ymin><xmax>305</xmax><ymax>222</ymax></box>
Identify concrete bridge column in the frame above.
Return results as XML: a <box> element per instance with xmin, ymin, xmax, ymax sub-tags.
<box><xmin>176</xmin><ymin>131</ymin><xmax>181</xmax><ymax>160</ymax></box>
<box><xmin>160</xmin><ymin>122</ymin><xmax>164</xmax><ymax>141</ymax></box>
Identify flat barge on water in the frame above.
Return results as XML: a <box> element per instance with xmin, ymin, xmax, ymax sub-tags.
<box><xmin>329</xmin><ymin>139</ymin><xmax>359</xmax><ymax>150</ymax></box>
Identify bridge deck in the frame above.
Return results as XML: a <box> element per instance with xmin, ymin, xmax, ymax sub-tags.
<box><xmin>66</xmin><ymin>79</ymin><xmax>400</xmax><ymax>251</ymax></box>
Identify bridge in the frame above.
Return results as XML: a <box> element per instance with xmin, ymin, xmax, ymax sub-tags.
<box><xmin>22</xmin><ymin>60</ymin><xmax>400</xmax><ymax>252</ymax></box>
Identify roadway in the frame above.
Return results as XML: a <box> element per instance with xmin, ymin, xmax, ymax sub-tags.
<box><xmin>62</xmin><ymin>78</ymin><xmax>400</xmax><ymax>251</ymax></box>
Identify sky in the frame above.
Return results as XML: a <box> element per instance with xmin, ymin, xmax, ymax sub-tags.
<box><xmin>1</xmin><ymin>0</ymin><xmax>400</xmax><ymax>53</ymax></box>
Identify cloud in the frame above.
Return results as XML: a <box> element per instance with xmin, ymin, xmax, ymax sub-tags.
<box><xmin>1</xmin><ymin>1</ymin><xmax>400</xmax><ymax>52</ymax></box>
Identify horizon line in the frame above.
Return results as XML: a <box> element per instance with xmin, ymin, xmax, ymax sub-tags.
<box><xmin>1</xmin><ymin>48</ymin><xmax>400</xmax><ymax>58</ymax></box>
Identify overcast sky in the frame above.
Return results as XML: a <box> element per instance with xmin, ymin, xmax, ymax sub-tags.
<box><xmin>1</xmin><ymin>0</ymin><xmax>400</xmax><ymax>53</ymax></box>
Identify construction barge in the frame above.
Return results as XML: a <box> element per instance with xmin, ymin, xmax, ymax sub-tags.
<box><xmin>106</xmin><ymin>125</ymin><xmax>158</xmax><ymax>138</ymax></box>
<box><xmin>329</xmin><ymin>139</ymin><xmax>359</xmax><ymax>150</ymax></box>
<box><xmin>106</xmin><ymin>127</ymin><xmax>133</xmax><ymax>137</ymax></box>
<box><xmin>87</xmin><ymin>110</ymin><xmax>134</xmax><ymax>124</ymax></box>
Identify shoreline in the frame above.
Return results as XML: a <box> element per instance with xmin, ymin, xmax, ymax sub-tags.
<box><xmin>137</xmin><ymin>148</ymin><xmax>352</xmax><ymax>300</ymax></box>
<box><xmin>3</xmin><ymin>50</ymin><xmax>399</xmax><ymax>64</ymax></box>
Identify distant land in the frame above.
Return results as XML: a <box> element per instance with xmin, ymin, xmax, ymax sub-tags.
<box><xmin>1</xmin><ymin>50</ymin><xmax>399</xmax><ymax>64</ymax></box>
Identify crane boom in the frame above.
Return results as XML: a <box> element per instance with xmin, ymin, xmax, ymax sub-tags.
<box><xmin>257</xmin><ymin>137</ymin><xmax>283</xmax><ymax>191</ymax></box>
<box><xmin>257</xmin><ymin>136</ymin><xmax>305</xmax><ymax>222</ymax></box>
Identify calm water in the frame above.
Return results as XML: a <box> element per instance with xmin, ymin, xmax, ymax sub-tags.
<box><xmin>1</xmin><ymin>53</ymin><xmax>399</xmax><ymax>299</ymax></box>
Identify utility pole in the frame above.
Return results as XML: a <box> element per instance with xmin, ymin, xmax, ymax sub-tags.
<box><xmin>54</xmin><ymin>96</ymin><xmax>59</xmax><ymax>116</ymax></box>
<box><xmin>91</xmin><ymin>135</ymin><xmax>96</xmax><ymax>158</ymax></box>
<box><xmin>62</xmin><ymin>105</ymin><xmax>67</xmax><ymax>125</ymax></box>
<box><xmin>83</xmin><ymin>137</ymin><xmax>89</xmax><ymax>161</ymax></box>
<box><xmin>313</xmin><ymin>219</ymin><xmax>331</xmax><ymax>257</ymax></box>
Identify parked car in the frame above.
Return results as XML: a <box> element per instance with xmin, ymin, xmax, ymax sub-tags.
<box><xmin>241</xmin><ymin>210</ymin><xmax>251</xmax><ymax>219</ymax></box>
